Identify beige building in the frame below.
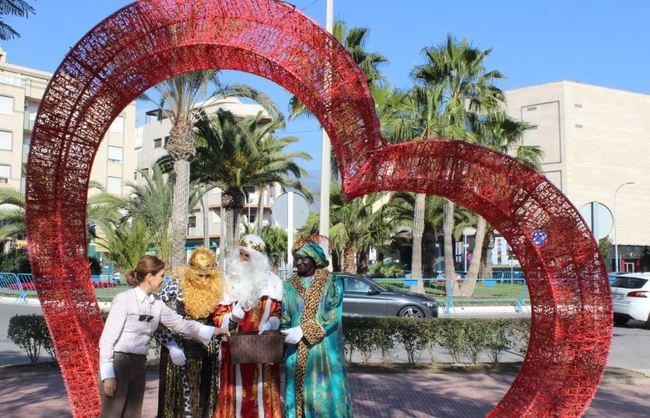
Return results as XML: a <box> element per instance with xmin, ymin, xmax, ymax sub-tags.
<box><xmin>0</xmin><ymin>49</ymin><xmax>137</xmax><ymax>250</ymax></box>
<box><xmin>137</xmin><ymin>97</ymin><xmax>282</xmax><ymax>257</ymax></box>
<box><xmin>505</xmin><ymin>81</ymin><xmax>650</xmax><ymax>271</ymax></box>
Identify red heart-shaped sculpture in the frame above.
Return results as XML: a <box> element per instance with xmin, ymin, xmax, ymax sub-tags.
<box><xmin>25</xmin><ymin>1</ymin><xmax>611</xmax><ymax>416</ymax></box>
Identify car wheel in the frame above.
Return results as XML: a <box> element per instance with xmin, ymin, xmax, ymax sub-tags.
<box><xmin>613</xmin><ymin>314</ymin><xmax>629</xmax><ymax>326</ymax></box>
<box><xmin>398</xmin><ymin>306</ymin><xmax>425</xmax><ymax>318</ymax></box>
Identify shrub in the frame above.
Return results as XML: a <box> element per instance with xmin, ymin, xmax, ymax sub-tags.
<box><xmin>7</xmin><ymin>314</ymin><xmax>53</xmax><ymax>364</ymax></box>
<box><xmin>0</xmin><ymin>248</ymin><xmax>31</xmax><ymax>273</ymax></box>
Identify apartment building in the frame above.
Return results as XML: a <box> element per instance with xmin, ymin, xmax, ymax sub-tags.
<box><xmin>0</xmin><ymin>49</ymin><xmax>137</xmax><ymax>250</ymax></box>
<box><xmin>137</xmin><ymin>96</ymin><xmax>283</xmax><ymax>258</ymax></box>
<box><xmin>504</xmin><ymin>81</ymin><xmax>650</xmax><ymax>272</ymax></box>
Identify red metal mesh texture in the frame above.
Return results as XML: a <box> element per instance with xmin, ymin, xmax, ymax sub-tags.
<box><xmin>24</xmin><ymin>1</ymin><xmax>611</xmax><ymax>417</ymax></box>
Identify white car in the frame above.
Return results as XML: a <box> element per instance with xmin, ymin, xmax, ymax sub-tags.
<box><xmin>611</xmin><ymin>273</ymin><xmax>650</xmax><ymax>326</ymax></box>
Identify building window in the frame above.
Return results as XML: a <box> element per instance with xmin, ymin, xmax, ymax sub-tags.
<box><xmin>575</xmin><ymin>124</ymin><xmax>584</xmax><ymax>128</ymax></box>
<box><xmin>107</xmin><ymin>176</ymin><xmax>122</xmax><ymax>194</ymax></box>
<box><xmin>188</xmin><ymin>215</ymin><xmax>197</xmax><ymax>228</ymax></box>
<box><xmin>0</xmin><ymin>164</ymin><xmax>10</xmax><ymax>183</ymax></box>
<box><xmin>526</xmin><ymin>106</ymin><xmax>537</xmax><ymax>112</ymax></box>
<box><xmin>133</xmin><ymin>171</ymin><xmax>138</xmax><ymax>181</ymax></box>
<box><xmin>141</xmin><ymin>167</ymin><xmax>149</xmax><ymax>177</ymax></box>
<box><xmin>574</xmin><ymin>103</ymin><xmax>583</xmax><ymax>108</ymax></box>
<box><xmin>153</xmin><ymin>138</ymin><xmax>162</xmax><ymax>148</ymax></box>
<box><xmin>164</xmin><ymin>136</ymin><xmax>170</xmax><ymax>146</ymax></box>
<box><xmin>107</xmin><ymin>146</ymin><xmax>123</xmax><ymax>163</ymax></box>
<box><xmin>0</xmin><ymin>96</ymin><xmax>13</xmax><ymax>114</ymax></box>
<box><xmin>109</xmin><ymin>116</ymin><xmax>125</xmax><ymax>134</ymax></box>
<box><xmin>0</xmin><ymin>130</ymin><xmax>11</xmax><ymax>150</ymax></box>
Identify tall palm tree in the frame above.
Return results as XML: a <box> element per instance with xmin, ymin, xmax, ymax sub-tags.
<box><xmin>459</xmin><ymin>112</ymin><xmax>541</xmax><ymax>295</ymax></box>
<box><xmin>141</xmin><ymin>71</ymin><xmax>281</xmax><ymax>268</ymax></box>
<box><xmin>411</xmin><ymin>35</ymin><xmax>505</xmax><ymax>291</ymax></box>
<box><xmin>191</xmin><ymin>110</ymin><xmax>312</xmax><ymax>256</ymax></box>
<box><xmin>0</xmin><ymin>0</ymin><xmax>34</xmax><ymax>40</ymax></box>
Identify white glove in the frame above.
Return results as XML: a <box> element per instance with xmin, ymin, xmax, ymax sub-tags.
<box><xmin>166</xmin><ymin>341</ymin><xmax>186</xmax><ymax>367</ymax></box>
<box><xmin>258</xmin><ymin>317</ymin><xmax>281</xmax><ymax>335</ymax></box>
<box><xmin>281</xmin><ymin>326</ymin><xmax>303</xmax><ymax>345</ymax></box>
<box><xmin>231</xmin><ymin>302</ymin><xmax>246</xmax><ymax>322</ymax></box>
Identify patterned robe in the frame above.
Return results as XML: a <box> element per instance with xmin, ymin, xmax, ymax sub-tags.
<box><xmin>282</xmin><ymin>273</ymin><xmax>353</xmax><ymax>418</ymax></box>
<box><xmin>212</xmin><ymin>274</ymin><xmax>283</xmax><ymax>418</ymax></box>
<box><xmin>155</xmin><ymin>279</ymin><xmax>221</xmax><ymax>418</ymax></box>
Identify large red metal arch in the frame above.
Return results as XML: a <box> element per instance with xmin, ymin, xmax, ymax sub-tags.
<box><xmin>25</xmin><ymin>0</ymin><xmax>611</xmax><ymax>416</ymax></box>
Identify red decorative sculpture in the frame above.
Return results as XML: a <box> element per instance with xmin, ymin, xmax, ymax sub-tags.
<box><xmin>25</xmin><ymin>0</ymin><xmax>611</xmax><ymax>416</ymax></box>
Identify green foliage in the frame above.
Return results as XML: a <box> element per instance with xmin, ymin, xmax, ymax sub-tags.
<box><xmin>261</xmin><ymin>226</ymin><xmax>287</xmax><ymax>268</ymax></box>
<box><xmin>368</xmin><ymin>261</ymin><xmax>405</xmax><ymax>278</ymax></box>
<box><xmin>0</xmin><ymin>0</ymin><xmax>35</xmax><ymax>40</ymax></box>
<box><xmin>0</xmin><ymin>248</ymin><xmax>31</xmax><ymax>272</ymax></box>
<box><xmin>599</xmin><ymin>235</ymin><xmax>612</xmax><ymax>263</ymax></box>
<box><xmin>343</xmin><ymin>317</ymin><xmax>530</xmax><ymax>366</ymax></box>
<box><xmin>97</xmin><ymin>220</ymin><xmax>151</xmax><ymax>273</ymax></box>
<box><xmin>7</xmin><ymin>314</ymin><xmax>52</xmax><ymax>364</ymax></box>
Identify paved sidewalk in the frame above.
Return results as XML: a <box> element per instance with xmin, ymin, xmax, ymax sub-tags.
<box><xmin>0</xmin><ymin>365</ymin><xmax>648</xmax><ymax>417</ymax></box>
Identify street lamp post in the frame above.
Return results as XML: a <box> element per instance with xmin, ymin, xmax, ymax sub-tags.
<box><xmin>318</xmin><ymin>0</ymin><xmax>334</xmax><ymax>262</ymax></box>
<box><xmin>613</xmin><ymin>181</ymin><xmax>635</xmax><ymax>273</ymax></box>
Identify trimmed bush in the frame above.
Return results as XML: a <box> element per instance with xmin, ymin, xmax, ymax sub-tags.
<box><xmin>343</xmin><ymin>316</ymin><xmax>530</xmax><ymax>366</ymax></box>
<box><xmin>7</xmin><ymin>314</ymin><xmax>53</xmax><ymax>364</ymax></box>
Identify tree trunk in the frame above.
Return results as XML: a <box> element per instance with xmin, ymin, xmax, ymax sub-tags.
<box><xmin>170</xmin><ymin>159</ymin><xmax>190</xmax><ymax>268</ymax></box>
<box><xmin>343</xmin><ymin>243</ymin><xmax>356</xmax><ymax>274</ymax></box>
<box><xmin>480</xmin><ymin>229</ymin><xmax>495</xmax><ymax>279</ymax></box>
<box><xmin>201</xmin><ymin>193</ymin><xmax>210</xmax><ymax>249</ymax></box>
<box><xmin>443</xmin><ymin>198</ymin><xmax>458</xmax><ymax>295</ymax></box>
<box><xmin>410</xmin><ymin>193</ymin><xmax>426</xmax><ymax>294</ymax></box>
<box><xmin>255</xmin><ymin>185</ymin><xmax>265</xmax><ymax>235</ymax></box>
<box><xmin>222</xmin><ymin>188</ymin><xmax>246</xmax><ymax>254</ymax></box>
<box><xmin>457</xmin><ymin>215</ymin><xmax>487</xmax><ymax>297</ymax></box>
<box><xmin>167</xmin><ymin>119</ymin><xmax>196</xmax><ymax>269</ymax></box>
<box><xmin>219</xmin><ymin>205</ymin><xmax>227</xmax><ymax>273</ymax></box>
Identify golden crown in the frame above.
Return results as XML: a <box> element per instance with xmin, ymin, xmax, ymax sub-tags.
<box><xmin>239</xmin><ymin>235</ymin><xmax>266</xmax><ymax>254</ymax></box>
<box><xmin>188</xmin><ymin>247</ymin><xmax>216</xmax><ymax>272</ymax></box>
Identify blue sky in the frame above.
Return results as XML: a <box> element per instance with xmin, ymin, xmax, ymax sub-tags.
<box><xmin>2</xmin><ymin>0</ymin><xmax>650</xmax><ymax>181</ymax></box>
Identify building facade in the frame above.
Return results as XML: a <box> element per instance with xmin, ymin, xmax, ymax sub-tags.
<box><xmin>505</xmin><ymin>81</ymin><xmax>650</xmax><ymax>272</ymax></box>
<box><xmin>0</xmin><ymin>49</ymin><xmax>137</xmax><ymax>251</ymax></box>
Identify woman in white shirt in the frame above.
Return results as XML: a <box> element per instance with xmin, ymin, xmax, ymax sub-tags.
<box><xmin>98</xmin><ymin>255</ymin><xmax>229</xmax><ymax>418</ymax></box>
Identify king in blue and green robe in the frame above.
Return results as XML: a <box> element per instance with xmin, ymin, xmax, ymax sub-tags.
<box><xmin>282</xmin><ymin>241</ymin><xmax>353</xmax><ymax>418</ymax></box>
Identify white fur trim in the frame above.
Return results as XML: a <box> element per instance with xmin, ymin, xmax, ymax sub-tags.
<box><xmin>260</xmin><ymin>272</ymin><xmax>282</xmax><ymax>301</ymax></box>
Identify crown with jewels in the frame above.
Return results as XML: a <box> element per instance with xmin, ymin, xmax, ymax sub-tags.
<box><xmin>239</xmin><ymin>234</ymin><xmax>266</xmax><ymax>254</ymax></box>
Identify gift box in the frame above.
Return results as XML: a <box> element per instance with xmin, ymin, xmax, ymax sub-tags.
<box><xmin>229</xmin><ymin>331</ymin><xmax>285</xmax><ymax>364</ymax></box>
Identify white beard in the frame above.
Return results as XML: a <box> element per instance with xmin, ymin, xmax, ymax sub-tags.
<box><xmin>225</xmin><ymin>251</ymin><xmax>271</xmax><ymax>309</ymax></box>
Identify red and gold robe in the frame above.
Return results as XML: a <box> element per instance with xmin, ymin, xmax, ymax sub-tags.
<box><xmin>213</xmin><ymin>295</ymin><xmax>282</xmax><ymax>418</ymax></box>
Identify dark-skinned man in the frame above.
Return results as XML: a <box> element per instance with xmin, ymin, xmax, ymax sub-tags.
<box><xmin>281</xmin><ymin>236</ymin><xmax>353</xmax><ymax>418</ymax></box>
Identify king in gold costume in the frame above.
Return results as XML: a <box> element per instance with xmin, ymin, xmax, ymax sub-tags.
<box><xmin>281</xmin><ymin>237</ymin><xmax>353</xmax><ymax>418</ymax></box>
<box><xmin>156</xmin><ymin>248</ymin><xmax>225</xmax><ymax>418</ymax></box>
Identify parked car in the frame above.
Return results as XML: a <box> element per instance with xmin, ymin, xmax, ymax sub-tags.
<box><xmin>337</xmin><ymin>274</ymin><xmax>439</xmax><ymax>318</ymax></box>
<box><xmin>611</xmin><ymin>273</ymin><xmax>650</xmax><ymax>326</ymax></box>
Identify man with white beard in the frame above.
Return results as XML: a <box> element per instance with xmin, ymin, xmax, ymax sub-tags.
<box><xmin>212</xmin><ymin>234</ymin><xmax>282</xmax><ymax>418</ymax></box>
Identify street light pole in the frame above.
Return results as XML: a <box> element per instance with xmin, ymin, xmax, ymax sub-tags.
<box><xmin>613</xmin><ymin>181</ymin><xmax>635</xmax><ymax>273</ymax></box>
<box><xmin>318</xmin><ymin>0</ymin><xmax>334</xmax><ymax>259</ymax></box>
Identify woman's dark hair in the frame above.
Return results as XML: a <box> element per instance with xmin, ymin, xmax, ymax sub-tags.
<box><xmin>125</xmin><ymin>255</ymin><xmax>165</xmax><ymax>286</ymax></box>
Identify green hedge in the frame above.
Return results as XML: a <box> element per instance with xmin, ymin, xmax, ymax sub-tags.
<box><xmin>7</xmin><ymin>314</ymin><xmax>55</xmax><ymax>364</ymax></box>
<box><xmin>343</xmin><ymin>317</ymin><xmax>530</xmax><ymax>365</ymax></box>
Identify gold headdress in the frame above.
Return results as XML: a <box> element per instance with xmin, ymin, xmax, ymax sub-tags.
<box><xmin>179</xmin><ymin>247</ymin><xmax>224</xmax><ymax>319</ymax></box>
<box><xmin>239</xmin><ymin>234</ymin><xmax>266</xmax><ymax>255</ymax></box>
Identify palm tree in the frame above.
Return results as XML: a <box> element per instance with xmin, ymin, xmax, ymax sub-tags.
<box><xmin>0</xmin><ymin>0</ymin><xmax>34</xmax><ymax>40</ymax></box>
<box><xmin>190</xmin><ymin>110</ymin><xmax>312</xmax><ymax>256</ymax></box>
<box><xmin>96</xmin><ymin>220</ymin><xmax>151</xmax><ymax>274</ymax></box>
<box><xmin>141</xmin><ymin>71</ymin><xmax>281</xmax><ymax>268</ymax></box>
<box><xmin>411</xmin><ymin>35</ymin><xmax>505</xmax><ymax>292</ymax></box>
<box><xmin>289</xmin><ymin>20</ymin><xmax>387</xmax><ymax>120</ymax></box>
<box><xmin>459</xmin><ymin>112</ymin><xmax>541</xmax><ymax>295</ymax></box>
<box><xmin>98</xmin><ymin>166</ymin><xmax>204</xmax><ymax>264</ymax></box>
<box><xmin>0</xmin><ymin>181</ymin><xmax>110</xmax><ymax>243</ymax></box>
<box><xmin>261</xmin><ymin>226</ymin><xmax>287</xmax><ymax>270</ymax></box>
<box><xmin>299</xmin><ymin>183</ymin><xmax>403</xmax><ymax>273</ymax></box>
